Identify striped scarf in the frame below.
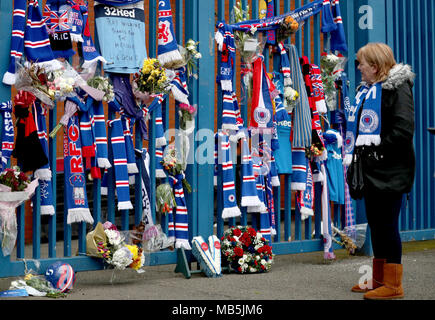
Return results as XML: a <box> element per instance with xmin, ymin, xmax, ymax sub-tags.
<box><xmin>25</xmin><ymin>0</ymin><xmax>61</xmax><ymax>71</ymax></box>
<box><xmin>3</xmin><ymin>0</ymin><xmax>26</xmax><ymax>85</ymax></box>
<box><xmin>291</xmin><ymin>147</ymin><xmax>307</xmax><ymax>191</ymax></box>
<box><xmin>288</xmin><ymin>45</ymin><xmax>312</xmax><ymax>148</ymax></box>
<box><xmin>215</xmin><ymin>22</ymin><xmax>236</xmax><ymax>92</ymax></box>
<box><xmin>33</xmin><ymin>101</ymin><xmax>55</xmax><ymax>215</ymax></box>
<box><xmin>108</xmin><ymin>118</ymin><xmax>133</xmax><ymax>210</ymax></box>
<box><xmin>157</xmin><ymin>0</ymin><xmax>183</xmax><ymax>68</ymax></box>
<box><xmin>167</xmin><ymin>172</ymin><xmax>191</xmax><ymax>250</ymax></box>
<box><xmin>240</xmin><ymin>133</ymin><xmax>262</xmax><ymax>208</ymax></box>
<box><xmin>320</xmin><ymin>163</ymin><xmax>335</xmax><ymax>260</ymax></box>
<box><xmin>0</xmin><ymin>101</ymin><xmax>14</xmax><ymax>170</ymax></box>
<box><xmin>330</xmin><ymin>0</ymin><xmax>348</xmax><ymax>53</ymax></box>
<box><xmin>217</xmin><ymin>131</ymin><xmax>241</xmax><ymax>219</ymax></box>
<box><xmin>296</xmin><ymin>162</ymin><xmax>314</xmax><ymax>221</ymax></box>
<box><xmin>64</xmin><ymin>114</ymin><xmax>93</xmax><ymax>225</ymax></box>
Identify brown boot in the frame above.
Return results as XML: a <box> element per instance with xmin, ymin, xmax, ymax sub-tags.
<box><xmin>351</xmin><ymin>258</ymin><xmax>386</xmax><ymax>292</ymax></box>
<box><xmin>364</xmin><ymin>263</ymin><xmax>404</xmax><ymax>300</ymax></box>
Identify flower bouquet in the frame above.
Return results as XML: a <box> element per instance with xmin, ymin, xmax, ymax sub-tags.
<box><xmin>161</xmin><ymin>145</ymin><xmax>191</xmax><ymax>192</ymax></box>
<box><xmin>320</xmin><ymin>52</ymin><xmax>348</xmax><ymax>111</ymax></box>
<box><xmin>156</xmin><ymin>183</ymin><xmax>176</xmax><ymax>214</ymax></box>
<box><xmin>232</xmin><ymin>1</ymin><xmax>267</xmax><ymax>98</ymax></box>
<box><xmin>86</xmin><ymin>221</ymin><xmax>145</xmax><ymax>272</ymax></box>
<box><xmin>178</xmin><ymin>103</ymin><xmax>196</xmax><ymax>132</ymax></box>
<box><xmin>178</xmin><ymin>39</ymin><xmax>202</xmax><ymax>79</ymax></box>
<box><xmin>0</xmin><ymin>167</ymin><xmax>39</xmax><ymax>256</ymax></box>
<box><xmin>276</xmin><ymin>15</ymin><xmax>302</xmax><ymax>43</ymax></box>
<box><xmin>133</xmin><ymin>58</ymin><xmax>171</xmax><ymax>103</ymax></box>
<box><xmin>14</xmin><ymin>62</ymin><xmax>56</xmax><ymax>108</ymax></box>
<box><xmin>86</xmin><ymin>75</ymin><xmax>115</xmax><ymax>102</ymax></box>
<box><xmin>221</xmin><ymin>226</ymin><xmax>274</xmax><ymax>274</ymax></box>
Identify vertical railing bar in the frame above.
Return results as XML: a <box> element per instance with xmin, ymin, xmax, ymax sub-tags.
<box><xmin>48</xmin><ymin>107</ymin><xmax>57</xmax><ymax>258</ymax></box>
<box><xmin>32</xmin><ymin>186</ymin><xmax>41</xmax><ymax>259</ymax></box>
<box><xmin>294</xmin><ymin>193</ymin><xmax>301</xmax><ymax>240</ymax></box>
<box><xmin>63</xmin><ymin>165</ymin><xmax>72</xmax><ymax>257</ymax></box>
<box><xmin>216</xmin><ymin>0</ymin><xmax>225</xmax><ymax>239</ymax></box>
<box><xmin>106</xmin><ymin>110</ymin><xmax>116</xmax><ymax>224</ymax></box>
<box><xmin>284</xmin><ymin>175</ymin><xmax>291</xmax><ymax>241</ymax></box>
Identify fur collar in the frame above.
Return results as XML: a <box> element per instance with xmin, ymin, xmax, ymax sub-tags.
<box><xmin>358</xmin><ymin>63</ymin><xmax>415</xmax><ymax>91</ymax></box>
<box><xmin>382</xmin><ymin>63</ymin><xmax>415</xmax><ymax>90</ymax></box>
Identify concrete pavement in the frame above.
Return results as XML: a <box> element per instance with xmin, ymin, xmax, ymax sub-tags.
<box><xmin>1</xmin><ymin>240</ymin><xmax>434</xmax><ymax>301</ymax></box>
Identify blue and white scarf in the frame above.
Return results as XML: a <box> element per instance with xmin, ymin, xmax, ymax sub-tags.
<box><xmin>64</xmin><ymin>114</ymin><xmax>94</xmax><ymax>225</ymax></box>
<box><xmin>330</xmin><ymin>0</ymin><xmax>348</xmax><ymax>53</ymax></box>
<box><xmin>108</xmin><ymin>118</ymin><xmax>133</xmax><ymax>210</ymax></box>
<box><xmin>33</xmin><ymin>101</ymin><xmax>55</xmax><ymax>216</ymax></box>
<box><xmin>157</xmin><ymin>0</ymin><xmax>183</xmax><ymax>68</ymax></box>
<box><xmin>240</xmin><ymin>132</ymin><xmax>263</xmax><ymax>208</ymax></box>
<box><xmin>3</xmin><ymin>0</ymin><xmax>26</xmax><ymax>85</ymax></box>
<box><xmin>167</xmin><ymin>172</ymin><xmax>191</xmax><ymax>250</ymax></box>
<box><xmin>343</xmin><ymin>82</ymin><xmax>382</xmax><ymax>165</ymax></box>
<box><xmin>25</xmin><ymin>0</ymin><xmax>61</xmax><ymax>71</ymax></box>
<box><xmin>218</xmin><ymin>131</ymin><xmax>241</xmax><ymax>219</ymax></box>
<box><xmin>215</xmin><ymin>22</ymin><xmax>236</xmax><ymax>92</ymax></box>
<box><xmin>0</xmin><ymin>101</ymin><xmax>14</xmax><ymax>170</ymax></box>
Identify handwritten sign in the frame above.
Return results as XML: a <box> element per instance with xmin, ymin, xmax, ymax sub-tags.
<box><xmin>95</xmin><ymin>4</ymin><xmax>147</xmax><ymax>74</ymax></box>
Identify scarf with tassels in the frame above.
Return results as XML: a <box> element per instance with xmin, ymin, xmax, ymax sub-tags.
<box><xmin>33</xmin><ymin>101</ymin><xmax>55</xmax><ymax>216</ymax></box>
<box><xmin>0</xmin><ymin>101</ymin><xmax>14</xmax><ymax>170</ymax></box>
<box><xmin>217</xmin><ymin>131</ymin><xmax>241</xmax><ymax>219</ymax></box>
<box><xmin>167</xmin><ymin>172</ymin><xmax>191</xmax><ymax>250</ymax></box>
<box><xmin>63</xmin><ymin>113</ymin><xmax>94</xmax><ymax>225</ymax></box>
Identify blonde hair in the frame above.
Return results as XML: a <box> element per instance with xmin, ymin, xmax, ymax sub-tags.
<box><xmin>357</xmin><ymin>43</ymin><xmax>397</xmax><ymax>83</ymax></box>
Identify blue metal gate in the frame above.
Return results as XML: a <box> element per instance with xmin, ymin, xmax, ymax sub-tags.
<box><xmin>1</xmin><ymin>0</ymin><xmax>435</xmax><ymax>278</ymax></box>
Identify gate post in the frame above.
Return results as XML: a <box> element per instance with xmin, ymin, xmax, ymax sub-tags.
<box><xmin>0</xmin><ymin>0</ymin><xmax>13</xmax><ymax>267</ymax></box>
<box><xmin>193</xmin><ymin>0</ymin><xmax>216</xmax><ymax>239</ymax></box>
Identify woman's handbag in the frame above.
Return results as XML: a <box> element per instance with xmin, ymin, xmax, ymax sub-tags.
<box><xmin>346</xmin><ymin>147</ymin><xmax>365</xmax><ymax>199</ymax></box>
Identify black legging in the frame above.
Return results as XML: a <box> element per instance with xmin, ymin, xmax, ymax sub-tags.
<box><xmin>364</xmin><ymin>191</ymin><xmax>404</xmax><ymax>264</ymax></box>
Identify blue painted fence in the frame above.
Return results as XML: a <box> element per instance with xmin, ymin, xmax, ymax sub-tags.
<box><xmin>1</xmin><ymin>0</ymin><xmax>435</xmax><ymax>278</ymax></box>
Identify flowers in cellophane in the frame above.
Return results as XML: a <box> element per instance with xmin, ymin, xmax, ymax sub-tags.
<box><xmin>133</xmin><ymin>58</ymin><xmax>170</xmax><ymax>95</ymax></box>
<box><xmin>178</xmin><ymin>103</ymin><xmax>197</xmax><ymax>131</ymax></box>
<box><xmin>178</xmin><ymin>39</ymin><xmax>202</xmax><ymax>79</ymax></box>
<box><xmin>161</xmin><ymin>145</ymin><xmax>191</xmax><ymax>193</ymax></box>
<box><xmin>0</xmin><ymin>166</ymin><xmax>30</xmax><ymax>192</ymax></box>
<box><xmin>277</xmin><ymin>15</ymin><xmax>301</xmax><ymax>43</ymax></box>
<box><xmin>156</xmin><ymin>183</ymin><xmax>176</xmax><ymax>214</ymax></box>
<box><xmin>320</xmin><ymin>52</ymin><xmax>347</xmax><ymax>110</ymax></box>
<box><xmin>92</xmin><ymin>221</ymin><xmax>145</xmax><ymax>271</ymax></box>
<box><xmin>86</xmin><ymin>75</ymin><xmax>115</xmax><ymax>102</ymax></box>
<box><xmin>221</xmin><ymin>226</ymin><xmax>273</xmax><ymax>274</ymax></box>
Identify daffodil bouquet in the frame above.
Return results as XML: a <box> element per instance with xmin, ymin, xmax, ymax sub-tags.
<box><xmin>134</xmin><ymin>58</ymin><xmax>171</xmax><ymax>95</ymax></box>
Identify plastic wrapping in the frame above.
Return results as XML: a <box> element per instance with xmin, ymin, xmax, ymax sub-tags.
<box><xmin>344</xmin><ymin>223</ymin><xmax>368</xmax><ymax>249</ymax></box>
<box><xmin>142</xmin><ymin>224</ymin><xmax>174</xmax><ymax>252</ymax></box>
<box><xmin>156</xmin><ymin>183</ymin><xmax>177</xmax><ymax>214</ymax></box>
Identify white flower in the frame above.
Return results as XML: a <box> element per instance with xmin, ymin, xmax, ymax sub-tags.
<box><xmin>111</xmin><ymin>246</ymin><xmax>133</xmax><ymax>270</ymax></box>
<box><xmin>250</xmin><ymin>26</ymin><xmax>257</xmax><ymax>34</ymax></box>
<box><xmin>261</xmin><ymin>259</ymin><xmax>266</xmax><ymax>265</ymax></box>
<box><xmin>194</xmin><ymin>52</ymin><xmax>202</xmax><ymax>59</ymax></box>
<box><xmin>105</xmin><ymin>229</ymin><xmax>123</xmax><ymax>247</ymax></box>
<box><xmin>238</xmin><ymin>257</ymin><xmax>245</xmax><ymax>265</ymax></box>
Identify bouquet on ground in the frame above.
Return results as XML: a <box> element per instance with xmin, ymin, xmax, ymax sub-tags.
<box><xmin>86</xmin><ymin>221</ymin><xmax>145</xmax><ymax>272</ymax></box>
<box><xmin>0</xmin><ymin>167</ymin><xmax>39</xmax><ymax>256</ymax></box>
<box><xmin>221</xmin><ymin>226</ymin><xmax>274</xmax><ymax>274</ymax></box>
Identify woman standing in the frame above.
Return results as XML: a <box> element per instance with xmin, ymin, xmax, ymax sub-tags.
<box><xmin>348</xmin><ymin>43</ymin><xmax>416</xmax><ymax>300</ymax></box>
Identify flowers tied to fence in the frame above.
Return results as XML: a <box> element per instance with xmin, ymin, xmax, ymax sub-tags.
<box><xmin>221</xmin><ymin>226</ymin><xmax>274</xmax><ymax>274</ymax></box>
<box><xmin>133</xmin><ymin>58</ymin><xmax>171</xmax><ymax>96</ymax></box>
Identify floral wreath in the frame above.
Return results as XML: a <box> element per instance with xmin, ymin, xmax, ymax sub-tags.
<box><xmin>221</xmin><ymin>226</ymin><xmax>273</xmax><ymax>274</ymax></box>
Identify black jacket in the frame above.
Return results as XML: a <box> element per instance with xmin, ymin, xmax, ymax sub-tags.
<box><xmin>356</xmin><ymin>64</ymin><xmax>416</xmax><ymax>194</ymax></box>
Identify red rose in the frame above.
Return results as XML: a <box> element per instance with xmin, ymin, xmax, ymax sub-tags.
<box><xmin>232</xmin><ymin>228</ymin><xmax>242</xmax><ymax>237</ymax></box>
<box><xmin>247</xmin><ymin>228</ymin><xmax>257</xmax><ymax>237</ymax></box>
<box><xmin>234</xmin><ymin>247</ymin><xmax>244</xmax><ymax>257</ymax></box>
